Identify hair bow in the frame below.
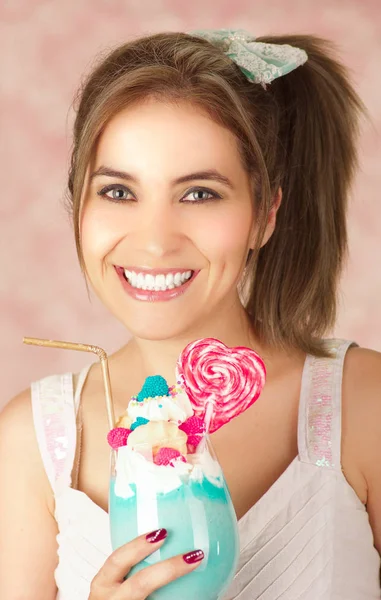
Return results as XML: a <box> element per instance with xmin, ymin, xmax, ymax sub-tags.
<box><xmin>191</xmin><ymin>29</ymin><xmax>308</xmax><ymax>85</ymax></box>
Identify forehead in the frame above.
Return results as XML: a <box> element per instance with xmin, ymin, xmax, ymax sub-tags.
<box><xmin>94</xmin><ymin>99</ymin><xmax>245</xmax><ymax>177</ymax></box>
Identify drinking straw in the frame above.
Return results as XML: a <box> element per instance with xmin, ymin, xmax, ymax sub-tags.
<box><xmin>23</xmin><ymin>337</ymin><xmax>115</xmax><ymax>430</ymax></box>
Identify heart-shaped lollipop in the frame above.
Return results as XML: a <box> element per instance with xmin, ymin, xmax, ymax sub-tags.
<box><xmin>176</xmin><ymin>338</ymin><xmax>266</xmax><ymax>433</ymax></box>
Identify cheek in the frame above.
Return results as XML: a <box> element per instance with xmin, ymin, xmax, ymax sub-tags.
<box><xmin>193</xmin><ymin>207</ymin><xmax>253</xmax><ymax>261</ymax></box>
<box><xmin>80</xmin><ymin>203</ymin><xmax>128</xmax><ymax>262</ymax></box>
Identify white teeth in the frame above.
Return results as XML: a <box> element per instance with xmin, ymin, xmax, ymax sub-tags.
<box><xmin>155</xmin><ymin>274</ymin><xmax>166</xmax><ymax>290</ymax></box>
<box><xmin>123</xmin><ymin>269</ymin><xmax>193</xmax><ymax>291</ymax></box>
<box><xmin>145</xmin><ymin>274</ymin><xmax>155</xmax><ymax>289</ymax></box>
<box><xmin>181</xmin><ymin>271</ymin><xmax>191</xmax><ymax>283</ymax></box>
<box><xmin>166</xmin><ymin>273</ymin><xmax>174</xmax><ymax>287</ymax></box>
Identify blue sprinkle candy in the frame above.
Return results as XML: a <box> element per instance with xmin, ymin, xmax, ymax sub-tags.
<box><xmin>137</xmin><ymin>375</ymin><xmax>170</xmax><ymax>402</ymax></box>
<box><xmin>130</xmin><ymin>417</ymin><xmax>149</xmax><ymax>431</ymax></box>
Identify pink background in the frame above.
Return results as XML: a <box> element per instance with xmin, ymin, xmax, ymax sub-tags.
<box><xmin>1</xmin><ymin>0</ymin><xmax>380</xmax><ymax>408</ymax></box>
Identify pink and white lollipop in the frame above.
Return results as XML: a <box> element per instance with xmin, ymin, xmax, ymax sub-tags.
<box><xmin>176</xmin><ymin>338</ymin><xmax>266</xmax><ymax>433</ymax></box>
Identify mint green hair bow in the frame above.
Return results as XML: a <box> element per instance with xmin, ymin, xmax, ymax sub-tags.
<box><xmin>191</xmin><ymin>29</ymin><xmax>308</xmax><ymax>85</ymax></box>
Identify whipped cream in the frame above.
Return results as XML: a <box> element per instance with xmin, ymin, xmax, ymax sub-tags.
<box><xmin>115</xmin><ymin>445</ymin><xmax>193</xmax><ymax>498</ymax></box>
<box><xmin>127</xmin><ymin>389</ymin><xmax>194</xmax><ymax>424</ymax></box>
<box><xmin>114</xmin><ymin>444</ymin><xmax>223</xmax><ymax>499</ymax></box>
<box><xmin>188</xmin><ymin>450</ymin><xmax>224</xmax><ymax>487</ymax></box>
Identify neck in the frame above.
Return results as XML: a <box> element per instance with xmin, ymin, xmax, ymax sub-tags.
<box><xmin>115</xmin><ymin>302</ymin><xmax>265</xmax><ymax>387</ymax></box>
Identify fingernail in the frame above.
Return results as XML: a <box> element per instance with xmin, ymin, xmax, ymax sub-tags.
<box><xmin>183</xmin><ymin>549</ymin><xmax>204</xmax><ymax>564</ymax></box>
<box><xmin>146</xmin><ymin>528</ymin><xmax>168</xmax><ymax>543</ymax></box>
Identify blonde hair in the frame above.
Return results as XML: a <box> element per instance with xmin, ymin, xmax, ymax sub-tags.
<box><xmin>67</xmin><ymin>32</ymin><xmax>364</xmax><ymax>357</ymax></box>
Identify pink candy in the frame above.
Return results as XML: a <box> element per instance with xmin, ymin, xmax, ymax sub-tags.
<box><xmin>179</xmin><ymin>416</ymin><xmax>205</xmax><ymax>448</ymax></box>
<box><xmin>107</xmin><ymin>427</ymin><xmax>131</xmax><ymax>449</ymax></box>
<box><xmin>176</xmin><ymin>338</ymin><xmax>266</xmax><ymax>433</ymax></box>
<box><xmin>154</xmin><ymin>447</ymin><xmax>187</xmax><ymax>466</ymax></box>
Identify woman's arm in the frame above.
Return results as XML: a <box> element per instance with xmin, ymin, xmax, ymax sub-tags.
<box><xmin>342</xmin><ymin>347</ymin><xmax>381</xmax><ymax>555</ymax></box>
<box><xmin>0</xmin><ymin>389</ymin><xmax>59</xmax><ymax>600</ymax></box>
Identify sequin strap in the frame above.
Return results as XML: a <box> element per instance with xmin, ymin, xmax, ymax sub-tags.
<box><xmin>298</xmin><ymin>339</ymin><xmax>357</xmax><ymax>470</ymax></box>
<box><xmin>31</xmin><ymin>373</ymin><xmax>77</xmax><ymax>495</ymax></box>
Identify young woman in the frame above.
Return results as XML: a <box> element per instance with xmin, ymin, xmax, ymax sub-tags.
<box><xmin>1</xmin><ymin>30</ymin><xmax>380</xmax><ymax>600</ymax></box>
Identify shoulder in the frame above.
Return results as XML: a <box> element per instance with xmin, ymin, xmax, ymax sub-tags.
<box><xmin>341</xmin><ymin>345</ymin><xmax>381</xmax><ymax>554</ymax></box>
<box><xmin>341</xmin><ymin>345</ymin><xmax>381</xmax><ymax>500</ymax></box>
<box><xmin>0</xmin><ymin>388</ymin><xmax>34</xmax><ymax>445</ymax></box>
<box><xmin>342</xmin><ymin>345</ymin><xmax>381</xmax><ymax>414</ymax></box>
<box><xmin>0</xmin><ymin>388</ymin><xmax>55</xmax><ymax>514</ymax></box>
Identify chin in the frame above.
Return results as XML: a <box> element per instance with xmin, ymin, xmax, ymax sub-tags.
<box><xmin>117</xmin><ymin>313</ymin><xmax>198</xmax><ymax>343</ymax></box>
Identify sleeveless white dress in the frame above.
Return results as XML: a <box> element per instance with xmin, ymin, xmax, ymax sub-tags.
<box><xmin>31</xmin><ymin>339</ymin><xmax>381</xmax><ymax>599</ymax></box>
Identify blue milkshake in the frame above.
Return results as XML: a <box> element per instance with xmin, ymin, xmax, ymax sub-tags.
<box><xmin>110</xmin><ymin>456</ymin><xmax>239</xmax><ymax>600</ymax></box>
<box><xmin>108</xmin><ymin>375</ymin><xmax>239</xmax><ymax>599</ymax></box>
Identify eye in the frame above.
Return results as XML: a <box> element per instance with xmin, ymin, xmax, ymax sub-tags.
<box><xmin>181</xmin><ymin>187</ymin><xmax>222</xmax><ymax>203</ymax></box>
<box><xmin>97</xmin><ymin>184</ymin><xmax>135</xmax><ymax>202</ymax></box>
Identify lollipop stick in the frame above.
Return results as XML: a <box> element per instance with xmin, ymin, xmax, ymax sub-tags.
<box><xmin>23</xmin><ymin>337</ymin><xmax>115</xmax><ymax>430</ymax></box>
<box><xmin>204</xmin><ymin>401</ymin><xmax>214</xmax><ymax>435</ymax></box>
<box><xmin>197</xmin><ymin>400</ymin><xmax>214</xmax><ymax>454</ymax></box>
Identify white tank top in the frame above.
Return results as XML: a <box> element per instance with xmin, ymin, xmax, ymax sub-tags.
<box><xmin>30</xmin><ymin>339</ymin><xmax>381</xmax><ymax>599</ymax></box>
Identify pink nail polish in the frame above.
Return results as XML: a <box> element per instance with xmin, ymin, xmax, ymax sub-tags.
<box><xmin>183</xmin><ymin>549</ymin><xmax>204</xmax><ymax>564</ymax></box>
<box><xmin>146</xmin><ymin>528</ymin><xmax>168</xmax><ymax>543</ymax></box>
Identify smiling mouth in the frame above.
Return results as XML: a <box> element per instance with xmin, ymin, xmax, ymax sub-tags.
<box><xmin>122</xmin><ymin>269</ymin><xmax>194</xmax><ymax>291</ymax></box>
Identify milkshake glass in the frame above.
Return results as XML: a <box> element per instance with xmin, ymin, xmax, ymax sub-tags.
<box><xmin>109</xmin><ymin>435</ymin><xmax>239</xmax><ymax>600</ymax></box>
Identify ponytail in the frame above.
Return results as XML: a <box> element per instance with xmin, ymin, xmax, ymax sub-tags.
<box><xmin>245</xmin><ymin>35</ymin><xmax>365</xmax><ymax>356</ymax></box>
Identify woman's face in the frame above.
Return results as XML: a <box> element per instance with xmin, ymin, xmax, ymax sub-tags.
<box><xmin>80</xmin><ymin>99</ymin><xmax>262</xmax><ymax>341</ymax></box>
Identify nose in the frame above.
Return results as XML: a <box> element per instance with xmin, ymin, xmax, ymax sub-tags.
<box><xmin>133</xmin><ymin>201</ymin><xmax>183</xmax><ymax>259</ymax></box>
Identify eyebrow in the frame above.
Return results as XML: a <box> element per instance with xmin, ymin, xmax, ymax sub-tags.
<box><xmin>90</xmin><ymin>166</ymin><xmax>235</xmax><ymax>190</ymax></box>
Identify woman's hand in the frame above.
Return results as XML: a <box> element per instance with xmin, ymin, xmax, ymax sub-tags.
<box><xmin>89</xmin><ymin>528</ymin><xmax>204</xmax><ymax>599</ymax></box>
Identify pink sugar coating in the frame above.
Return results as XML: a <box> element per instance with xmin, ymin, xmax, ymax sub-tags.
<box><xmin>107</xmin><ymin>427</ymin><xmax>131</xmax><ymax>449</ymax></box>
<box><xmin>181</xmin><ymin>417</ymin><xmax>205</xmax><ymax>452</ymax></box>
<box><xmin>154</xmin><ymin>447</ymin><xmax>187</xmax><ymax>466</ymax></box>
<box><xmin>187</xmin><ymin>434</ymin><xmax>202</xmax><ymax>447</ymax></box>
<box><xmin>179</xmin><ymin>415</ymin><xmax>205</xmax><ymax>436</ymax></box>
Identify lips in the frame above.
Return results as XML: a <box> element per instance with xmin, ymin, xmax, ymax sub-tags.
<box><xmin>114</xmin><ymin>266</ymin><xmax>199</xmax><ymax>302</ymax></box>
<box><xmin>124</xmin><ymin>269</ymin><xmax>193</xmax><ymax>291</ymax></box>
